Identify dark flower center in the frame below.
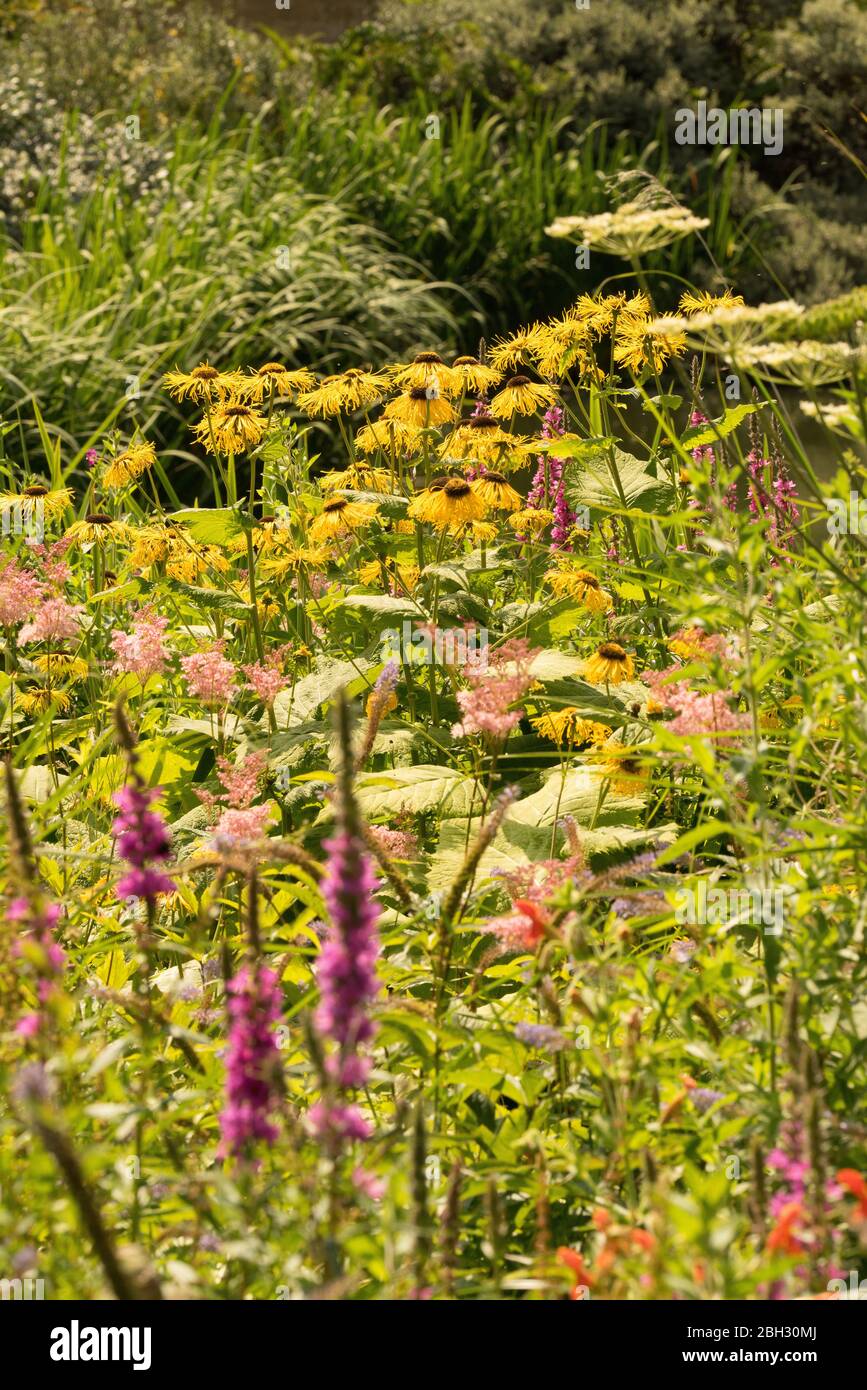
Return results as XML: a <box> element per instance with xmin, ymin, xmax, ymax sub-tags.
<box><xmin>599</xmin><ymin>642</ymin><xmax>627</xmax><ymax>660</ymax></box>
<box><xmin>193</xmin><ymin>366</ymin><xmax>219</xmax><ymax>379</ymax></box>
<box><xmin>444</xmin><ymin>480</ymin><xmax>471</xmax><ymax>498</ymax></box>
<box><xmin>86</xmin><ymin>513</ymin><xmax>113</xmax><ymax>525</ymax></box>
<box><xmin>507</xmin><ymin>375</ymin><xmax>531</xmax><ymax>387</ymax></box>
<box><xmin>23</xmin><ymin>485</ymin><xmax>48</xmax><ymax>497</ymax></box>
<box><xmin>413</xmin><ymin>352</ymin><xmax>442</xmax><ymax>364</ymax></box>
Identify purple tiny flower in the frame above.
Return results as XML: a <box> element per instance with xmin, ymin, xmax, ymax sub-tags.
<box><xmin>112</xmin><ymin>783</ymin><xmax>176</xmax><ymax>902</ymax></box>
<box><xmin>515</xmin><ymin>1021</ymin><xmax>567</xmax><ymax>1051</ymax></box>
<box><xmin>219</xmin><ymin>962</ymin><xmax>283</xmax><ymax>1159</ymax></box>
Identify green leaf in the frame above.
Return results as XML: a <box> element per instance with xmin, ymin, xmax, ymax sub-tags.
<box><xmin>680</xmin><ymin>403</ymin><xmax>760</xmax><ymax>451</ymax></box>
<box><xmin>564</xmin><ymin>446</ymin><xmax>675</xmax><ymax>515</ymax></box>
<box><xmin>354</xmin><ymin>764</ymin><xmax>481</xmax><ymax>819</ymax></box>
<box><xmin>168</xmin><ymin>507</ymin><xmax>245</xmax><ymax>545</ymax></box>
<box><xmin>507</xmin><ymin>764</ymin><xmax>646</xmax><ymax>828</ymax></box>
<box><xmin>272</xmin><ymin>658</ymin><xmax>375</xmax><ymax>728</ymax></box>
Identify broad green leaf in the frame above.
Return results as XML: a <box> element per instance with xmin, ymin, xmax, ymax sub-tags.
<box><xmin>354</xmin><ymin>764</ymin><xmax>481</xmax><ymax>819</ymax></box>
<box><xmin>564</xmin><ymin>446</ymin><xmax>675</xmax><ymax>516</ymax></box>
<box><xmin>680</xmin><ymin>403</ymin><xmax>760</xmax><ymax>451</ymax></box>
<box><xmin>168</xmin><ymin>507</ymin><xmax>245</xmax><ymax>545</ymax></box>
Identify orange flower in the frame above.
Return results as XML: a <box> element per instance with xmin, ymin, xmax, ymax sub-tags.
<box><xmin>512</xmin><ymin>898</ymin><xmax>551</xmax><ymax>946</ymax></box>
<box><xmin>557</xmin><ymin>1246</ymin><xmax>593</xmax><ymax>1297</ymax></box>
<box><xmin>766</xmin><ymin>1201</ymin><xmax>804</xmax><ymax>1255</ymax></box>
<box><xmin>836</xmin><ymin>1169</ymin><xmax>867</xmax><ymax>1219</ymax></box>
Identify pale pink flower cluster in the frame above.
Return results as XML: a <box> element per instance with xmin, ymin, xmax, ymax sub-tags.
<box><xmin>645</xmin><ymin>671</ymin><xmax>749</xmax><ymax>739</ymax></box>
<box><xmin>198</xmin><ymin>750</ymin><xmax>272</xmax><ymax>846</ymax></box>
<box><xmin>26</xmin><ymin>538</ymin><xmax>73</xmax><ymax>586</ymax></box>
<box><xmin>110</xmin><ymin>607</ymin><xmax>170</xmax><ymax>682</ymax></box>
<box><xmin>217</xmin><ymin>750</ymin><xmax>268</xmax><ymax>808</ymax></box>
<box><xmin>242</xmin><ymin>654</ymin><xmax>288</xmax><ymax>706</ymax></box>
<box><xmin>452</xmin><ymin>638</ymin><xmax>540</xmax><ymax>741</ymax></box>
<box><xmin>367</xmin><ymin>825</ymin><xmax>419</xmax><ymax>860</ymax></box>
<box><xmin>213</xmin><ymin>804</ymin><xmax>272</xmax><ymax>844</ymax></box>
<box><xmin>0</xmin><ymin>559</ymin><xmax>44</xmax><ymax>627</ymax></box>
<box><xmin>483</xmin><ymin>902</ymin><xmax>548</xmax><ymax>953</ymax></box>
<box><xmin>19</xmin><ymin>596</ymin><xmax>83</xmax><ymax>644</ymax></box>
<box><xmin>180</xmin><ymin>640</ymin><xmax>236</xmax><ymax>705</ymax></box>
<box><xmin>494</xmin><ymin>856</ymin><xmax>586</xmax><ymax>905</ymax></box>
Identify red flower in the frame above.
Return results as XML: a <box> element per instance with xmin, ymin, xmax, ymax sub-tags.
<box><xmin>766</xmin><ymin>1200</ymin><xmax>804</xmax><ymax>1255</ymax></box>
<box><xmin>557</xmin><ymin>1246</ymin><xmax>593</xmax><ymax>1297</ymax></box>
<box><xmin>836</xmin><ymin>1169</ymin><xmax>867</xmax><ymax>1219</ymax></box>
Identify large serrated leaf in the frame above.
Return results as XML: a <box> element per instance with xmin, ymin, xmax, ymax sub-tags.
<box><xmin>168</xmin><ymin>507</ymin><xmax>245</xmax><ymax>546</ymax></box>
<box><xmin>272</xmin><ymin>658</ymin><xmax>374</xmax><ymax>728</ymax></box>
<box><xmin>564</xmin><ymin>447</ymin><xmax>674</xmax><ymax>515</ymax></box>
<box><xmin>354</xmin><ymin>764</ymin><xmax>481</xmax><ymax>819</ymax></box>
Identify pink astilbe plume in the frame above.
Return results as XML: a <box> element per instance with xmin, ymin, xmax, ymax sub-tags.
<box><xmin>19</xmin><ymin>596</ymin><xmax>83</xmax><ymax>644</ymax></box>
<box><xmin>644</xmin><ymin>671</ymin><xmax>750</xmax><ymax>740</ymax></box>
<box><xmin>0</xmin><ymin>559</ymin><xmax>45</xmax><ymax>627</ymax></box>
<box><xmin>452</xmin><ymin>637</ymin><xmax>539</xmax><ymax>742</ymax></box>
<box><xmin>180</xmin><ymin>640</ymin><xmax>236</xmax><ymax>705</ymax></box>
<box><xmin>217</xmin><ymin>751</ymin><xmax>268</xmax><ymax>808</ymax></box>
<box><xmin>242</xmin><ymin>657</ymin><xmax>287</xmax><ymax>707</ymax></box>
<box><xmin>110</xmin><ymin>607</ymin><xmax>170</xmax><ymax>682</ymax></box>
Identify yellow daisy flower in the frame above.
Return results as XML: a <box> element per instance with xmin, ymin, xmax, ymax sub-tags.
<box><xmin>319</xmin><ymin>463</ymin><xmax>395</xmax><ymax>494</ymax></box>
<box><xmin>582</xmin><ymin>642</ymin><xmax>635</xmax><ymax>685</ymax></box>
<box><xmin>104</xmin><ymin>440</ymin><xmax>156</xmax><ymax>488</ymax></box>
<box><xmin>469</xmin><ymin>471</ymin><xmax>523</xmax><ymax>512</ymax></box>
<box><xmin>65</xmin><ymin>514</ymin><xmax>130</xmax><ymax>547</ymax></box>
<box><xmin>18</xmin><ymin>687</ymin><xmax>72</xmax><ymax>715</ymax></box>
<box><xmin>1</xmin><ymin>484</ymin><xmax>74</xmax><ymax>523</ymax></box>
<box><xmin>508</xmin><ymin>507</ymin><xmax>553</xmax><ymax>537</ymax></box>
<box><xmin>613</xmin><ymin>324</ymin><xmax>687</xmax><ymax>375</ymax></box>
<box><xmin>357</xmin><ymin>558</ymin><xmax>419</xmax><ymax>591</ymax></box>
<box><xmin>226</xmin><ymin>517</ymin><xmax>288</xmax><ymax>554</ymax></box>
<box><xmin>296</xmin><ymin>369</ymin><xmax>388</xmax><ymax>418</ymax></box>
<box><xmin>309</xmin><ymin>497</ymin><xmax>379</xmax><ymax>542</ymax></box>
<box><xmin>451</xmin><ymin>356</ymin><xmax>502</xmax><ymax>393</ymax></box>
<box><xmin>594</xmin><ymin>744</ymin><xmax>649</xmax><ymax>795</ymax></box>
<box><xmin>544</xmin><ymin>568</ymin><xmax>614</xmax><ymax>613</ymax></box>
<box><xmin>390</xmin><ymin>352</ymin><xmax>462</xmax><ymax>398</ymax></box>
<box><xmin>355</xmin><ymin>418</ymin><xmax>420</xmax><ymax>458</ymax></box>
<box><xmin>261</xmin><ymin>544</ymin><xmax>332</xmax><ymax>581</ymax></box>
<box><xmin>440</xmin><ymin>416</ymin><xmax>514</xmax><ymax>465</ymax></box>
<box><xmin>488</xmin><ymin>324</ymin><xmax>546</xmax><ymax>374</ymax></box>
<box><xmin>195</xmin><ymin>401</ymin><xmax>268</xmax><ymax>455</ymax></box>
<box><xmin>33</xmin><ymin>653</ymin><xmax>88</xmax><ymax>682</ymax></box>
<box><xmin>532</xmin><ymin>708</ymin><xmax>611</xmax><ymax>746</ymax></box>
<box><xmin>165</xmin><ymin>541</ymin><xmax>230</xmax><ymax>584</ymax></box>
<box><xmin>128</xmin><ymin>523</ymin><xmax>176</xmax><ymax>568</ymax></box>
<box><xmin>384</xmin><ymin>388</ymin><xmax>457</xmax><ymax>429</ymax></box>
<box><xmin>678</xmin><ymin>289</ymin><xmax>745</xmax><ymax>317</ymax></box>
<box><xmin>163</xmin><ymin>363</ymin><xmax>245</xmax><ymax>403</ymax></box>
<box><xmin>490</xmin><ymin>376</ymin><xmax>558</xmax><ymax>418</ymax></box>
<box><xmin>243</xmin><ymin>362</ymin><xmax>315</xmax><ymax>401</ymax></box>
<box><xmin>409</xmin><ymin>477</ymin><xmax>486</xmax><ymax>528</ymax></box>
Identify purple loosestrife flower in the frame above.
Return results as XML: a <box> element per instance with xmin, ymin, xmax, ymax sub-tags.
<box><xmin>311</xmin><ymin>691</ymin><xmax>382</xmax><ymax>1151</ymax></box>
<box><xmin>527</xmin><ymin>405</ymin><xmax>575</xmax><ymax>549</ymax></box>
<box><xmin>317</xmin><ymin>831</ymin><xmax>380</xmax><ymax>1083</ymax></box>
<box><xmin>219</xmin><ymin>962</ymin><xmax>283</xmax><ymax>1159</ymax></box>
<box><xmin>8</xmin><ymin>895</ymin><xmax>66</xmax><ymax>1039</ymax></box>
<box><xmin>112</xmin><ymin>783</ymin><xmax>176</xmax><ymax>902</ymax></box>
